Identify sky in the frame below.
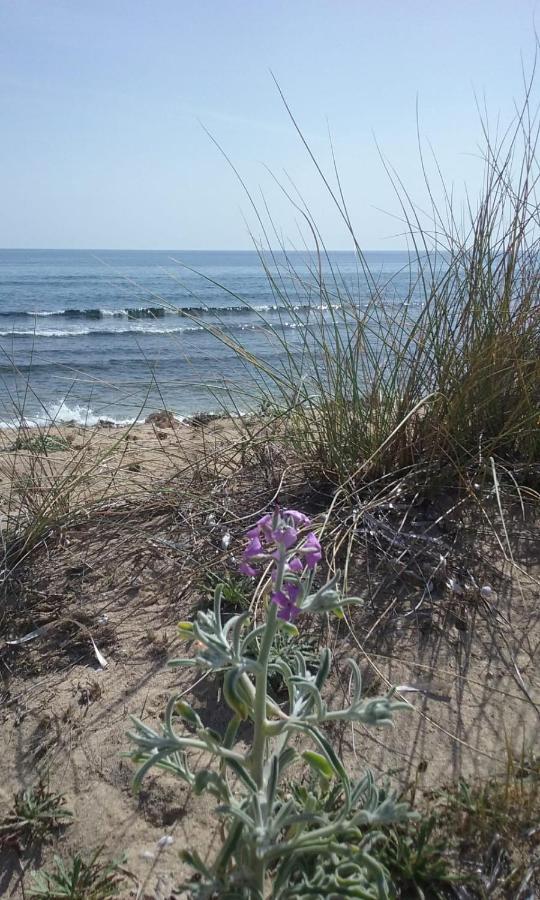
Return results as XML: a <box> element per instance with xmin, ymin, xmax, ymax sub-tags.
<box><xmin>1</xmin><ymin>0</ymin><xmax>539</xmax><ymax>250</ymax></box>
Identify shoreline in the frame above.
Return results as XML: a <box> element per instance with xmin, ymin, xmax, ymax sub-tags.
<box><xmin>0</xmin><ymin>408</ymin><xmax>226</xmax><ymax>431</ymax></box>
<box><xmin>0</xmin><ymin>411</ymin><xmax>242</xmax><ymax>529</ymax></box>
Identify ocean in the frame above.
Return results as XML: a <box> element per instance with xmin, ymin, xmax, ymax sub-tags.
<box><xmin>0</xmin><ymin>249</ymin><xmax>418</xmax><ymax>427</ymax></box>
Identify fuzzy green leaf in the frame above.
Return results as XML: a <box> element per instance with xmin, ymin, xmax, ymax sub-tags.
<box><xmin>302</xmin><ymin>750</ymin><xmax>335</xmax><ymax>781</ymax></box>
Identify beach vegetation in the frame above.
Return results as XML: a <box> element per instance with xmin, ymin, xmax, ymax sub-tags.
<box><xmin>195</xmin><ymin>80</ymin><xmax>540</xmax><ymax>497</ymax></box>
<box><xmin>128</xmin><ymin>508</ymin><xmax>412</xmax><ymax>898</ymax></box>
<box><xmin>28</xmin><ymin>849</ymin><xmax>126</xmax><ymax>900</ymax></box>
<box><xmin>0</xmin><ymin>780</ymin><xmax>73</xmax><ymax>852</ymax></box>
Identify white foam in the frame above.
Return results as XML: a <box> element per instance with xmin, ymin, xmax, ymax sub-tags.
<box><xmin>0</xmin><ymin>328</ymin><xmax>92</xmax><ymax>337</ymax></box>
<box><xmin>0</xmin><ymin>400</ymin><xmax>135</xmax><ymax>429</ymax></box>
<box><xmin>112</xmin><ymin>325</ymin><xmax>204</xmax><ymax>334</ymax></box>
<box><xmin>0</xmin><ymin>399</ymin><xmax>193</xmax><ymax>430</ymax></box>
<box><xmin>0</xmin><ymin>326</ymin><xmax>205</xmax><ymax>337</ymax></box>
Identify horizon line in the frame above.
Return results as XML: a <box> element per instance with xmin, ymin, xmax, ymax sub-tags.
<box><xmin>0</xmin><ymin>246</ymin><xmax>412</xmax><ymax>253</ymax></box>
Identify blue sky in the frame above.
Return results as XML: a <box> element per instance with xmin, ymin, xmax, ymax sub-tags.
<box><xmin>0</xmin><ymin>0</ymin><xmax>538</xmax><ymax>249</ymax></box>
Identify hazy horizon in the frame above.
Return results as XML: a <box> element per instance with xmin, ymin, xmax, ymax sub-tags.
<box><xmin>0</xmin><ymin>246</ymin><xmax>410</xmax><ymax>253</ymax></box>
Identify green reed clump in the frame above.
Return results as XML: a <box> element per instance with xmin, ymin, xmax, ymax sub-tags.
<box><xmin>196</xmin><ymin>82</ymin><xmax>540</xmax><ymax>488</ymax></box>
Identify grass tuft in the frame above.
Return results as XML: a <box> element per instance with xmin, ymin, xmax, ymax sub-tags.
<box><xmin>28</xmin><ymin>849</ymin><xmax>126</xmax><ymax>900</ymax></box>
<box><xmin>0</xmin><ymin>780</ymin><xmax>72</xmax><ymax>852</ymax></box>
<box><xmin>381</xmin><ymin>817</ymin><xmax>458</xmax><ymax>898</ymax></box>
<box><xmin>9</xmin><ymin>434</ymin><xmax>72</xmax><ymax>455</ymax></box>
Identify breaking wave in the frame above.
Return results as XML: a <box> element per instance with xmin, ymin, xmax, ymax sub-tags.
<box><xmin>0</xmin><ymin>400</ymin><xmax>138</xmax><ymax>429</ymax></box>
<box><xmin>0</xmin><ymin>302</ymin><xmax>337</xmax><ymax>321</ymax></box>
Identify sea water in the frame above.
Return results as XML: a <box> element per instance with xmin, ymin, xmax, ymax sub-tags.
<box><xmin>0</xmin><ymin>249</ymin><xmax>419</xmax><ymax>427</ymax></box>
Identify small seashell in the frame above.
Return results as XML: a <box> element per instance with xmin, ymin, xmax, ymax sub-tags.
<box><xmin>480</xmin><ymin>585</ymin><xmax>495</xmax><ymax>599</ymax></box>
<box><xmin>157</xmin><ymin>835</ymin><xmax>174</xmax><ymax>848</ymax></box>
<box><xmin>221</xmin><ymin>532</ymin><xmax>231</xmax><ymax>550</ymax></box>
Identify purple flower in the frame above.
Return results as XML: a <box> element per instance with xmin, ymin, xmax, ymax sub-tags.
<box><xmin>283</xmin><ymin>581</ymin><xmax>301</xmax><ymax>603</ymax></box>
<box><xmin>247</xmin><ymin>513</ymin><xmax>273</xmax><ymax>539</ymax></box>
<box><xmin>239</xmin><ymin>507</ymin><xmax>317</xmax><ymax>583</ymax></box>
<box><xmin>270</xmin><ymin>523</ymin><xmax>298</xmax><ymax>549</ymax></box>
<box><xmin>283</xmin><ymin>509</ymin><xmax>311</xmax><ymax>527</ymax></box>
<box><xmin>300</xmin><ymin>532</ymin><xmax>322</xmax><ymax>569</ymax></box>
<box><xmin>271</xmin><ymin>584</ymin><xmax>301</xmax><ymax>621</ymax></box>
<box><xmin>244</xmin><ymin>536</ymin><xmax>263</xmax><ymax>558</ymax></box>
<box><xmin>287</xmin><ymin>557</ymin><xmax>304</xmax><ymax>575</ymax></box>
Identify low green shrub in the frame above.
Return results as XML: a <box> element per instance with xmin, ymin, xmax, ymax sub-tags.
<box><xmin>128</xmin><ymin>507</ymin><xmax>412</xmax><ymax>898</ymax></box>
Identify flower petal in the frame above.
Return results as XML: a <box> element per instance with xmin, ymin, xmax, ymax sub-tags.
<box><xmin>284</xmin><ymin>581</ymin><xmax>302</xmax><ymax>603</ymax></box>
<box><xmin>283</xmin><ymin>509</ymin><xmax>311</xmax><ymax>527</ymax></box>
<box><xmin>271</xmin><ymin>524</ymin><xmax>298</xmax><ymax>549</ymax></box>
<box><xmin>277</xmin><ymin>603</ymin><xmax>300</xmax><ymax>621</ymax></box>
<box><xmin>300</xmin><ymin>532</ymin><xmax>322</xmax><ymax>569</ymax></box>
<box><xmin>243</xmin><ymin>536</ymin><xmax>263</xmax><ymax>558</ymax></box>
<box><xmin>271</xmin><ymin>590</ymin><xmax>288</xmax><ymax>608</ymax></box>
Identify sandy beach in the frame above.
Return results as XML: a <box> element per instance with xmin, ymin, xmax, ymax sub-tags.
<box><xmin>0</xmin><ymin>413</ymin><xmax>244</xmax><ymax>531</ymax></box>
<box><xmin>1</xmin><ymin>407</ymin><xmax>539</xmax><ymax>897</ymax></box>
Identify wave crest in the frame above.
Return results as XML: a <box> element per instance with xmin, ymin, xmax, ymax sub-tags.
<box><xmin>0</xmin><ymin>301</ymin><xmax>336</xmax><ymax>321</ymax></box>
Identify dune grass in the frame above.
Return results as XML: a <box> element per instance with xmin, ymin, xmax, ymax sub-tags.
<box><xmin>184</xmin><ymin>82</ymin><xmax>540</xmax><ymax>493</ymax></box>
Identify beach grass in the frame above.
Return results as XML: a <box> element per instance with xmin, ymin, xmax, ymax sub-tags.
<box><xmin>187</xmin><ymin>83</ymin><xmax>540</xmax><ymax>495</ymax></box>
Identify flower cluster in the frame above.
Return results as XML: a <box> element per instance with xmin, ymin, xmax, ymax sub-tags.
<box><xmin>239</xmin><ymin>508</ymin><xmax>322</xmax><ymax>621</ymax></box>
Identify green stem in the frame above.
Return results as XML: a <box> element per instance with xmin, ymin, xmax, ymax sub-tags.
<box><xmin>238</xmin><ymin>671</ymin><xmax>287</xmax><ymax>721</ymax></box>
<box><xmin>251</xmin><ymin>600</ymin><xmax>279</xmax><ymax>786</ymax></box>
<box><xmin>250</xmin><ymin>547</ymin><xmax>286</xmax><ymax>897</ymax></box>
